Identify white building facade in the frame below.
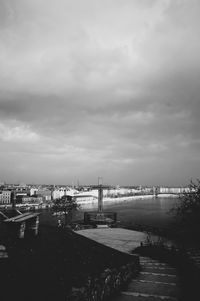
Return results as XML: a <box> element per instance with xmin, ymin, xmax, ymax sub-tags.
<box><xmin>0</xmin><ymin>190</ymin><xmax>12</xmax><ymax>204</ymax></box>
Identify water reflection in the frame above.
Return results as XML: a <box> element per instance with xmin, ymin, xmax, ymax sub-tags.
<box><xmin>78</xmin><ymin>196</ymin><xmax>179</xmax><ymax>228</ymax></box>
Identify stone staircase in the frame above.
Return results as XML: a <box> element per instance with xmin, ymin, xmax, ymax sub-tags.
<box><xmin>112</xmin><ymin>256</ymin><xmax>180</xmax><ymax>301</ymax></box>
<box><xmin>186</xmin><ymin>248</ymin><xmax>200</xmax><ymax>269</ymax></box>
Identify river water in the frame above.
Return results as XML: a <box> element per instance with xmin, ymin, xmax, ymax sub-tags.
<box><xmin>76</xmin><ymin>195</ymin><xmax>180</xmax><ymax>229</ymax></box>
<box><xmin>39</xmin><ymin>195</ymin><xmax>180</xmax><ymax>232</ymax></box>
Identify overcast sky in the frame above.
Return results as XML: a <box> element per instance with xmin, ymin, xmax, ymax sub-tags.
<box><xmin>0</xmin><ymin>0</ymin><xmax>199</xmax><ymax>186</ymax></box>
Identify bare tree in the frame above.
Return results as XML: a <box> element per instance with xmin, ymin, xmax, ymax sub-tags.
<box><xmin>171</xmin><ymin>179</ymin><xmax>200</xmax><ymax>239</ymax></box>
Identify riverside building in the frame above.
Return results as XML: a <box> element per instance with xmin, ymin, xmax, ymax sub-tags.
<box><xmin>0</xmin><ymin>190</ymin><xmax>12</xmax><ymax>205</ymax></box>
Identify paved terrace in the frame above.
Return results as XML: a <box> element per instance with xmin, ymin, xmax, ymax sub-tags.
<box><xmin>77</xmin><ymin>227</ymin><xmax>147</xmax><ymax>253</ymax></box>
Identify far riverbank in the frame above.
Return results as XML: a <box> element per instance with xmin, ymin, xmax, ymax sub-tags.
<box><xmin>76</xmin><ymin>193</ymin><xmax>179</xmax><ymax>205</ymax></box>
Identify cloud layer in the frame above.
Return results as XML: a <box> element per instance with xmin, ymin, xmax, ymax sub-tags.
<box><xmin>0</xmin><ymin>0</ymin><xmax>200</xmax><ymax>185</ymax></box>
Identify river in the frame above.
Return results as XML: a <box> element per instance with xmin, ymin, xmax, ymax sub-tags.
<box><xmin>73</xmin><ymin>195</ymin><xmax>180</xmax><ymax>230</ymax></box>
<box><xmin>39</xmin><ymin>195</ymin><xmax>180</xmax><ymax>231</ymax></box>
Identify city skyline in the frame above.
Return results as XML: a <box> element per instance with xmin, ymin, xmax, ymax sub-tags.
<box><xmin>0</xmin><ymin>1</ymin><xmax>200</xmax><ymax>186</ymax></box>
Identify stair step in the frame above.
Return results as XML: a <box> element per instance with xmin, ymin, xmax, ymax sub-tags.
<box><xmin>112</xmin><ymin>295</ymin><xmax>176</xmax><ymax>301</ymax></box>
<box><xmin>138</xmin><ymin>273</ymin><xmax>178</xmax><ymax>284</ymax></box>
<box><xmin>140</xmin><ymin>262</ymin><xmax>170</xmax><ymax>267</ymax></box>
<box><xmin>141</xmin><ymin>267</ymin><xmax>176</xmax><ymax>275</ymax></box>
<box><xmin>140</xmin><ymin>258</ymin><xmax>159</xmax><ymax>260</ymax></box>
<box><xmin>127</xmin><ymin>281</ymin><xmax>179</xmax><ymax>297</ymax></box>
<box><xmin>140</xmin><ymin>259</ymin><xmax>167</xmax><ymax>265</ymax></box>
<box><xmin>131</xmin><ymin>279</ymin><xmax>177</xmax><ymax>286</ymax></box>
<box><xmin>141</xmin><ymin>272</ymin><xmax>176</xmax><ymax>277</ymax></box>
<box><xmin>121</xmin><ymin>291</ymin><xmax>178</xmax><ymax>301</ymax></box>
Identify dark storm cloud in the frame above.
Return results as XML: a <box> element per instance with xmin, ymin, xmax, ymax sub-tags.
<box><xmin>0</xmin><ymin>0</ymin><xmax>200</xmax><ymax>185</ymax></box>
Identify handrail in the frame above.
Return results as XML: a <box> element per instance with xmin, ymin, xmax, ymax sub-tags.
<box><xmin>0</xmin><ymin>211</ymin><xmax>8</xmax><ymax>220</ymax></box>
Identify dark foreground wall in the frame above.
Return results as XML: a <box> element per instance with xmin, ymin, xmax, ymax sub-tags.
<box><xmin>0</xmin><ymin>225</ymin><xmax>139</xmax><ymax>301</ymax></box>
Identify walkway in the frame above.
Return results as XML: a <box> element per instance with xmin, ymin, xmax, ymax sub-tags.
<box><xmin>77</xmin><ymin>228</ymin><xmax>146</xmax><ymax>253</ymax></box>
